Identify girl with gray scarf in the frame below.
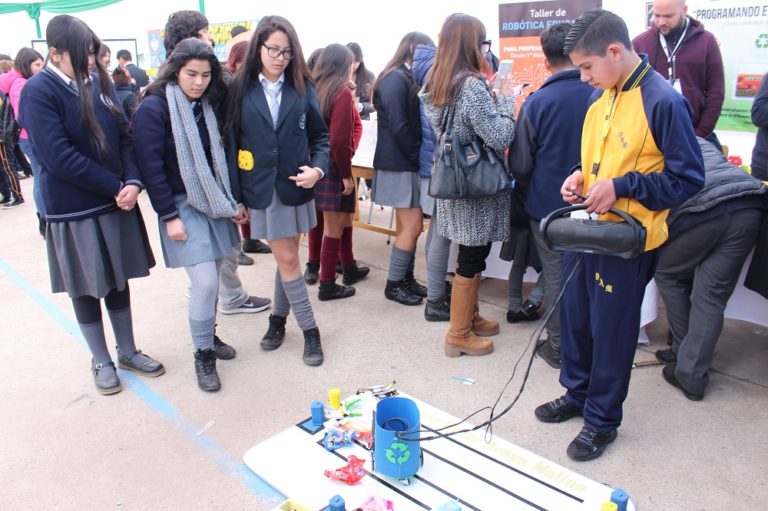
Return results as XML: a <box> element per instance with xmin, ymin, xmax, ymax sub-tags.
<box><xmin>134</xmin><ymin>38</ymin><xmax>246</xmax><ymax>392</ymax></box>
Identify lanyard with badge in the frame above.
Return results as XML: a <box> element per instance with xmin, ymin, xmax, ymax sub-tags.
<box><xmin>658</xmin><ymin>17</ymin><xmax>688</xmax><ymax>93</ymax></box>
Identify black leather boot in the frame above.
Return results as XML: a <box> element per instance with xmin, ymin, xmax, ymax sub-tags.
<box><xmin>404</xmin><ymin>271</ymin><xmax>428</xmax><ymax>297</ymax></box>
<box><xmin>303</xmin><ymin>261</ymin><xmax>320</xmax><ymax>285</ymax></box>
<box><xmin>425</xmin><ymin>297</ymin><xmax>450</xmax><ymax>321</ymax></box>
<box><xmin>318</xmin><ymin>280</ymin><xmax>355</xmax><ymax>301</ymax></box>
<box><xmin>260</xmin><ymin>315</ymin><xmax>287</xmax><ymax>351</ymax></box>
<box><xmin>302</xmin><ymin>327</ymin><xmax>324</xmax><ymax>366</ymax></box>
<box><xmin>194</xmin><ymin>349</ymin><xmax>221</xmax><ymax>392</ymax></box>
<box><xmin>385</xmin><ymin>279</ymin><xmax>423</xmax><ymax>306</ymax></box>
<box><xmin>342</xmin><ymin>262</ymin><xmax>370</xmax><ymax>285</ymax></box>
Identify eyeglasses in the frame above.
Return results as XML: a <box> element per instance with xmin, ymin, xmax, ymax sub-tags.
<box><xmin>262</xmin><ymin>45</ymin><xmax>294</xmax><ymax>60</ymax></box>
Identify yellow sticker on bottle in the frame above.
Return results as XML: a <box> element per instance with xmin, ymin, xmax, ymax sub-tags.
<box><xmin>238</xmin><ymin>149</ymin><xmax>254</xmax><ymax>171</ymax></box>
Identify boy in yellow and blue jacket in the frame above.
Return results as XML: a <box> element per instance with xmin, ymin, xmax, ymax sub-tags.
<box><xmin>534</xmin><ymin>9</ymin><xmax>705</xmax><ymax>462</ymax></box>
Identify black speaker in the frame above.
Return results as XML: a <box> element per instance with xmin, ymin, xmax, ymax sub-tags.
<box><xmin>540</xmin><ymin>205</ymin><xmax>646</xmax><ymax>259</ymax></box>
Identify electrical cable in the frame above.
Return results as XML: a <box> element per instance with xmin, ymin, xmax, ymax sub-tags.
<box><xmin>398</xmin><ymin>254</ymin><xmax>584</xmax><ymax>443</ymax></box>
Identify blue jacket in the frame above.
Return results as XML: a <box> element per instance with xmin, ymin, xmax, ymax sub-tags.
<box><xmin>227</xmin><ymin>79</ymin><xmax>329</xmax><ymax>209</ymax></box>
<box><xmin>133</xmin><ymin>91</ymin><xmax>215</xmax><ymax>222</ymax></box>
<box><xmin>508</xmin><ymin>68</ymin><xmax>594</xmax><ymax>221</ymax></box>
<box><xmin>372</xmin><ymin>65</ymin><xmax>421</xmax><ymax>172</ymax></box>
<box><xmin>19</xmin><ymin>68</ymin><xmax>141</xmax><ymax>222</ymax></box>
<box><xmin>412</xmin><ymin>44</ymin><xmax>437</xmax><ymax>179</ymax></box>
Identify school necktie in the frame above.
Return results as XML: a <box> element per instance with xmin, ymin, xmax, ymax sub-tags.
<box><xmin>262</xmin><ymin>79</ymin><xmax>281</xmax><ymax>127</ymax></box>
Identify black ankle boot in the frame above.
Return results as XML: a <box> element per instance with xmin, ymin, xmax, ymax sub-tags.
<box><xmin>342</xmin><ymin>262</ymin><xmax>370</xmax><ymax>285</ymax></box>
<box><xmin>303</xmin><ymin>261</ymin><xmax>320</xmax><ymax>285</ymax></box>
<box><xmin>318</xmin><ymin>280</ymin><xmax>356</xmax><ymax>301</ymax></box>
<box><xmin>260</xmin><ymin>315</ymin><xmax>287</xmax><ymax>350</ymax></box>
<box><xmin>194</xmin><ymin>349</ymin><xmax>221</xmax><ymax>392</ymax></box>
<box><xmin>425</xmin><ymin>297</ymin><xmax>450</xmax><ymax>321</ymax></box>
<box><xmin>404</xmin><ymin>271</ymin><xmax>428</xmax><ymax>297</ymax></box>
<box><xmin>302</xmin><ymin>327</ymin><xmax>324</xmax><ymax>366</ymax></box>
<box><xmin>384</xmin><ymin>279</ymin><xmax>423</xmax><ymax>306</ymax></box>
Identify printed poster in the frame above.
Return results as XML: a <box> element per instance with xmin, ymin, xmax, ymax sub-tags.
<box><xmin>687</xmin><ymin>1</ymin><xmax>768</xmax><ymax>132</ymax></box>
<box><xmin>498</xmin><ymin>0</ymin><xmax>602</xmax><ymax>103</ymax></box>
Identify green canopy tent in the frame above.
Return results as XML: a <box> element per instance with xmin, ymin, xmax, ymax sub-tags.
<box><xmin>0</xmin><ymin>0</ymin><xmax>124</xmax><ymax>38</ymax></box>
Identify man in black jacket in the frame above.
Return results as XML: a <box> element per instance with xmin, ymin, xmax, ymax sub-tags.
<box><xmin>654</xmin><ymin>138</ymin><xmax>766</xmax><ymax>400</ymax></box>
<box><xmin>116</xmin><ymin>49</ymin><xmax>149</xmax><ymax>90</ymax></box>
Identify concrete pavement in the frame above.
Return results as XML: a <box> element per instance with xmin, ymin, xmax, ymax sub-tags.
<box><xmin>1</xmin><ymin>178</ymin><xmax>767</xmax><ymax>510</ymax></box>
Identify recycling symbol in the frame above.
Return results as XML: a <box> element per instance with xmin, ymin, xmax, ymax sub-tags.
<box><xmin>385</xmin><ymin>442</ymin><xmax>411</xmax><ymax>465</ymax></box>
<box><xmin>756</xmin><ymin>34</ymin><xmax>768</xmax><ymax>49</ymax></box>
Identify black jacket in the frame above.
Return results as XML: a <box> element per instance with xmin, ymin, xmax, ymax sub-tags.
<box><xmin>372</xmin><ymin>65</ymin><xmax>421</xmax><ymax>172</ymax></box>
<box><xmin>228</xmin><ymin>79</ymin><xmax>329</xmax><ymax>209</ymax></box>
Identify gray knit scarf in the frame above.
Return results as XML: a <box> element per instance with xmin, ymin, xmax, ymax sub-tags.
<box><xmin>166</xmin><ymin>83</ymin><xmax>238</xmax><ymax>218</ymax></box>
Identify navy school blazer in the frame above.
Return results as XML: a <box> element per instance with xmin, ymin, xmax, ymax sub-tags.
<box><xmin>227</xmin><ymin>78</ymin><xmax>330</xmax><ymax>209</ymax></box>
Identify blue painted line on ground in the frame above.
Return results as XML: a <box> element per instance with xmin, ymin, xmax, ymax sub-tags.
<box><xmin>0</xmin><ymin>258</ymin><xmax>285</xmax><ymax>507</ymax></box>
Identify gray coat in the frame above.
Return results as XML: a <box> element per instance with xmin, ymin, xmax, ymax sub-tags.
<box><xmin>420</xmin><ymin>76</ymin><xmax>515</xmax><ymax>246</ymax></box>
<box><xmin>667</xmin><ymin>138</ymin><xmax>766</xmax><ymax>228</ymax></box>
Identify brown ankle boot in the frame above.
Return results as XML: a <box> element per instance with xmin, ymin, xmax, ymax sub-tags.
<box><xmin>470</xmin><ymin>274</ymin><xmax>499</xmax><ymax>337</ymax></box>
<box><xmin>444</xmin><ymin>275</ymin><xmax>494</xmax><ymax>357</ymax></box>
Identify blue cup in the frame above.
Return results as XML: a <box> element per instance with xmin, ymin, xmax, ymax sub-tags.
<box><xmin>374</xmin><ymin>397</ymin><xmax>421</xmax><ymax>479</ymax></box>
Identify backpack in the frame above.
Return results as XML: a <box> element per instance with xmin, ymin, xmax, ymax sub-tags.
<box><xmin>0</xmin><ymin>92</ymin><xmax>21</xmax><ymax>145</ymax></box>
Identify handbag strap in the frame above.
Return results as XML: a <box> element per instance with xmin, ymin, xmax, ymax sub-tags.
<box><xmin>439</xmin><ymin>104</ymin><xmax>456</xmax><ymax>138</ymax></box>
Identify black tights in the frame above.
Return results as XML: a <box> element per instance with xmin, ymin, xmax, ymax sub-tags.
<box><xmin>456</xmin><ymin>243</ymin><xmax>492</xmax><ymax>278</ymax></box>
<box><xmin>71</xmin><ymin>285</ymin><xmax>131</xmax><ymax>324</ymax></box>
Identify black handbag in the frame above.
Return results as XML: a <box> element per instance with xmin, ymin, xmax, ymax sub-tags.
<box><xmin>428</xmin><ymin>106</ymin><xmax>509</xmax><ymax>199</ymax></box>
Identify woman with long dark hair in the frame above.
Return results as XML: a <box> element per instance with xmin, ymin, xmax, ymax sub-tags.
<box><xmin>309</xmin><ymin>43</ymin><xmax>369</xmax><ymax>300</ymax></box>
<box><xmin>225</xmin><ymin>16</ymin><xmax>330</xmax><ymax>366</ymax></box>
<box><xmin>346</xmin><ymin>42</ymin><xmax>376</xmax><ymax>120</ymax></box>
<box><xmin>420</xmin><ymin>13</ymin><xmax>517</xmax><ymax>357</ymax></box>
<box><xmin>133</xmin><ymin>38</ymin><xmax>244</xmax><ymax>392</ymax></box>
<box><xmin>373</xmin><ymin>31</ymin><xmax>433</xmax><ymax>307</ymax></box>
<box><xmin>18</xmin><ymin>15</ymin><xmax>163</xmax><ymax>394</ymax></box>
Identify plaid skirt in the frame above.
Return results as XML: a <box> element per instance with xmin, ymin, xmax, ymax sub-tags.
<box><xmin>314</xmin><ymin>167</ymin><xmax>356</xmax><ymax>213</ymax></box>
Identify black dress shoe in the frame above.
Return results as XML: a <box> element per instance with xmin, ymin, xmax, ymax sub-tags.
<box><xmin>302</xmin><ymin>327</ymin><xmax>324</xmax><ymax>366</ymax></box>
<box><xmin>213</xmin><ymin>335</ymin><xmax>237</xmax><ymax>360</ymax></box>
<box><xmin>335</xmin><ymin>261</ymin><xmax>343</xmax><ymax>274</ymax></box>
<box><xmin>424</xmin><ymin>297</ymin><xmax>450</xmax><ymax>321</ymax></box>
<box><xmin>238</xmin><ymin>251</ymin><xmax>254</xmax><ymax>266</ymax></box>
<box><xmin>91</xmin><ymin>360</ymin><xmax>122</xmax><ymax>395</ymax></box>
<box><xmin>242</xmin><ymin>238</ymin><xmax>272</xmax><ymax>254</ymax></box>
<box><xmin>342</xmin><ymin>262</ymin><xmax>370</xmax><ymax>285</ymax></box>
<box><xmin>655</xmin><ymin>348</ymin><xmax>677</xmax><ymax>365</ymax></box>
<box><xmin>385</xmin><ymin>279</ymin><xmax>423</xmax><ymax>306</ymax></box>
<box><xmin>567</xmin><ymin>425</ymin><xmax>618</xmax><ymax>462</ymax></box>
<box><xmin>404</xmin><ymin>272</ymin><xmax>428</xmax><ymax>298</ymax></box>
<box><xmin>662</xmin><ymin>365</ymin><xmax>703</xmax><ymax>401</ymax></box>
<box><xmin>318</xmin><ymin>281</ymin><xmax>356</xmax><ymax>301</ymax></box>
<box><xmin>506</xmin><ymin>301</ymin><xmax>541</xmax><ymax>323</ymax></box>
<box><xmin>260</xmin><ymin>315</ymin><xmax>287</xmax><ymax>351</ymax></box>
<box><xmin>536</xmin><ymin>340</ymin><xmax>561</xmax><ymax>369</ymax></box>
<box><xmin>303</xmin><ymin>261</ymin><xmax>320</xmax><ymax>285</ymax></box>
<box><xmin>194</xmin><ymin>349</ymin><xmax>221</xmax><ymax>392</ymax></box>
<box><xmin>534</xmin><ymin>396</ymin><xmax>582</xmax><ymax>423</ymax></box>
<box><xmin>117</xmin><ymin>349</ymin><xmax>166</xmax><ymax>377</ymax></box>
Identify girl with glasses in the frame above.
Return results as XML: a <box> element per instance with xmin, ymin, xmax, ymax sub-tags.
<box><xmin>225</xmin><ymin>16</ymin><xmax>330</xmax><ymax>366</ymax></box>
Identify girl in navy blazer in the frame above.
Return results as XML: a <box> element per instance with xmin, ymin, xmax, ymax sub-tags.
<box><xmin>225</xmin><ymin>16</ymin><xmax>330</xmax><ymax>366</ymax></box>
<box><xmin>19</xmin><ymin>15</ymin><xmax>163</xmax><ymax>395</ymax></box>
<box><xmin>134</xmin><ymin>38</ymin><xmax>246</xmax><ymax>392</ymax></box>
<box><xmin>373</xmin><ymin>32</ymin><xmax>433</xmax><ymax>307</ymax></box>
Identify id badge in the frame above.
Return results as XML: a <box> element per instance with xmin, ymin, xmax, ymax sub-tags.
<box><xmin>671</xmin><ymin>79</ymin><xmax>683</xmax><ymax>95</ymax></box>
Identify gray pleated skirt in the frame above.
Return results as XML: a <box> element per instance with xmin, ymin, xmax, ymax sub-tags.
<box><xmin>47</xmin><ymin>206</ymin><xmax>155</xmax><ymax>298</ymax></box>
<box><xmin>249</xmin><ymin>189</ymin><xmax>317</xmax><ymax>241</ymax></box>
<box><xmin>159</xmin><ymin>194</ymin><xmax>239</xmax><ymax>269</ymax></box>
<box><xmin>371</xmin><ymin>169</ymin><xmax>421</xmax><ymax>208</ymax></box>
<box><xmin>419</xmin><ymin>176</ymin><xmax>436</xmax><ymax>215</ymax></box>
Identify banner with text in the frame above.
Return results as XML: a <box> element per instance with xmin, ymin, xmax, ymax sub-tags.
<box><xmin>687</xmin><ymin>1</ymin><xmax>768</xmax><ymax>132</ymax></box>
<box><xmin>498</xmin><ymin>0</ymin><xmax>601</xmax><ymax>101</ymax></box>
